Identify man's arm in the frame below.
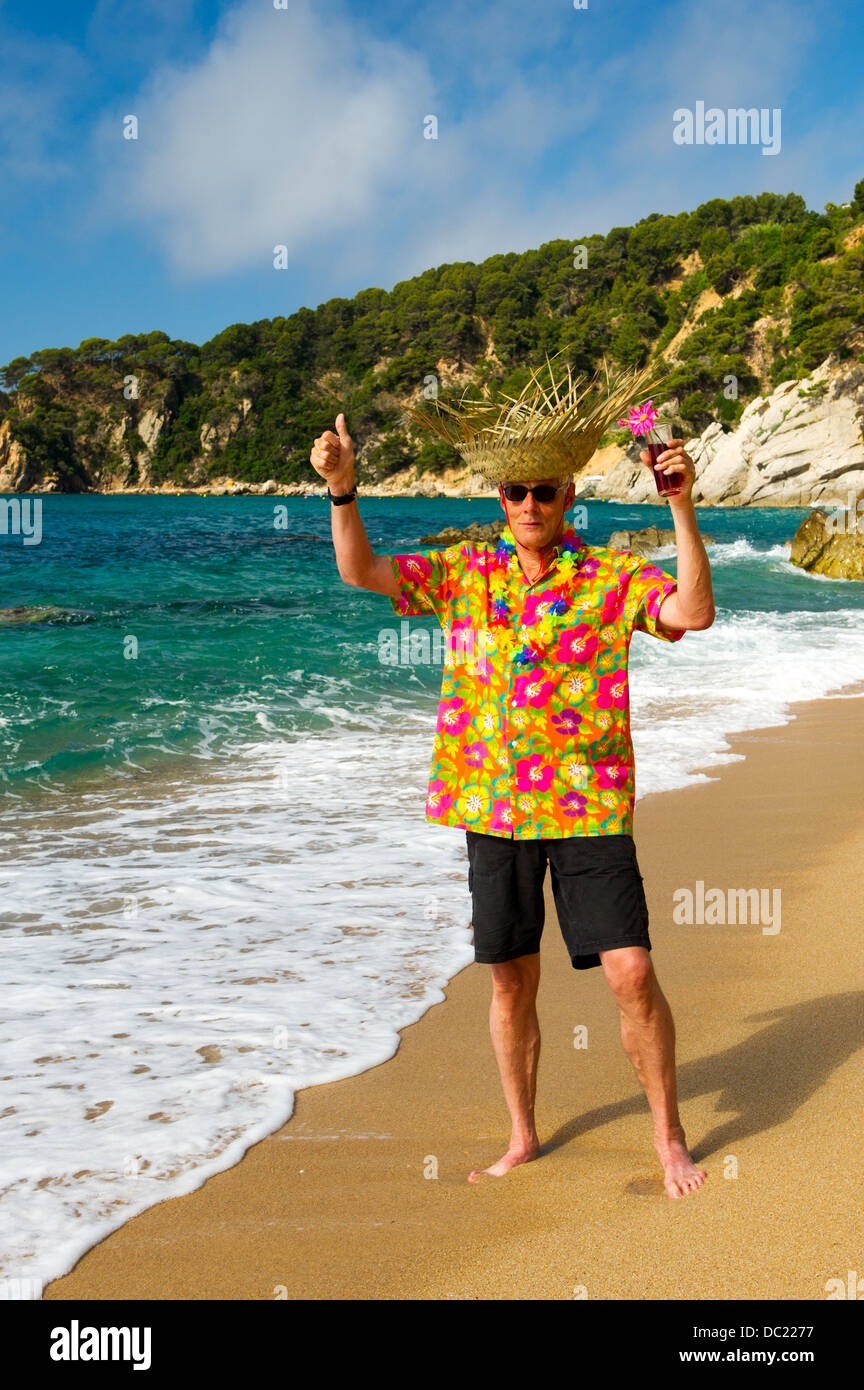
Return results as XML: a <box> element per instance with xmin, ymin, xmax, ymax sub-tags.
<box><xmin>640</xmin><ymin>440</ymin><xmax>715</xmax><ymax>632</ymax></box>
<box><xmin>310</xmin><ymin>413</ymin><xmax>400</xmax><ymax>597</ymax></box>
<box><xmin>656</xmin><ymin>498</ymin><xmax>715</xmax><ymax>631</ymax></box>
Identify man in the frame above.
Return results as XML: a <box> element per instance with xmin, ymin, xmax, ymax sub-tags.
<box><xmin>310</xmin><ymin>407</ymin><xmax>715</xmax><ymax>1199</ymax></box>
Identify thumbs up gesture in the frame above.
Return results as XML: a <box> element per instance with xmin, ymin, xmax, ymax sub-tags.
<box><xmin>310</xmin><ymin>413</ymin><xmax>355</xmax><ymax>492</ymax></box>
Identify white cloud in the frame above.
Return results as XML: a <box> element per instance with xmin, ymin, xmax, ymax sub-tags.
<box><xmin>93</xmin><ymin>0</ymin><xmax>623</xmax><ymax>283</ymax></box>
<box><xmin>90</xmin><ymin>0</ymin><xmax>855</xmax><ymax>294</ymax></box>
<box><xmin>94</xmin><ymin>0</ymin><xmax>436</xmax><ymax>277</ymax></box>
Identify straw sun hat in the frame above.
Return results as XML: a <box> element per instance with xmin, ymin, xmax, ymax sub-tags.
<box><xmin>403</xmin><ymin>350</ymin><xmax>670</xmax><ymax>485</ymax></box>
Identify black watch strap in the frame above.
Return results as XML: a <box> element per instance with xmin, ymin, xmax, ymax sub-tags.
<box><xmin>327</xmin><ymin>485</ymin><xmax>358</xmax><ymax>505</ymax></box>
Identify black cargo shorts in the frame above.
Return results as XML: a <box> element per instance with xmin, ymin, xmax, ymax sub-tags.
<box><xmin>465</xmin><ymin>829</ymin><xmax>652</xmax><ymax>970</ymax></box>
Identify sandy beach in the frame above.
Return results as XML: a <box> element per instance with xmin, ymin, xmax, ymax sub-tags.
<box><xmin>45</xmin><ymin>688</ymin><xmax>864</xmax><ymax>1301</ymax></box>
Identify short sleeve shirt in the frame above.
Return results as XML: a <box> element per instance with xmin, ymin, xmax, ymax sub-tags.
<box><xmin>387</xmin><ymin>521</ymin><xmax>685</xmax><ymax>839</ymax></box>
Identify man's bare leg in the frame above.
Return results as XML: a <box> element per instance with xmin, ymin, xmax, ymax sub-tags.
<box><xmin>600</xmin><ymin>946</ymin><xmax>707</xmax><ymax>1199</ymax></box>
<box><xmin>468</xmin><ymin>954</ymin><xmax>542</xmax><ymax>1182</ymax></box>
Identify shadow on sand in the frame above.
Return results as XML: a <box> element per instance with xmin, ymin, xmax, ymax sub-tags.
<box><xmin>540</xmin><ymin>991</ymin><xmax>864</xmax><ymax>1164</ymax></box>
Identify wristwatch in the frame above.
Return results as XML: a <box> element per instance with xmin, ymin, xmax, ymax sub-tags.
<box><xmin>327</xmin><ymin>485</ymin><xmax>358</xmax><ymax>505</ymax></box>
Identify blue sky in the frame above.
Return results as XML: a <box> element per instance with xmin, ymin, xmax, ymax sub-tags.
<box><xmin>1</xmin><ymin>0</ymin><xmax>861</xmax><ymax>367</ymax></box>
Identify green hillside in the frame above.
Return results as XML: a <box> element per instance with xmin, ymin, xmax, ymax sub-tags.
<box><xmin>2</xmin><ymin>180</ymin><xmax>863</xmax><ymax>491</ymax></box>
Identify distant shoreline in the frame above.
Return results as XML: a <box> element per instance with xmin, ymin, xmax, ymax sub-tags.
<box><xmin>1</xmin><ymin>485</ymin><xmax>816</xmax><ymax>507</ymax></box>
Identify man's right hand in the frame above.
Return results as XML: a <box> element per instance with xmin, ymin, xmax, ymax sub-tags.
<box><xmin>309</xmin><ymin>410</ymin><xmax>399</xmax><ymax>600</ymax></box>
<box><xmin>310</xmin><ymin>413</ymin><xmax>355</xmax><ymax>492</ymax></box>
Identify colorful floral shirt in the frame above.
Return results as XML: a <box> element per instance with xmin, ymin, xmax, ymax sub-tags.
<box><xmin>387</xmin><ymin>521</ymin><xmax>685</xmax><ymax>839</ymax></box>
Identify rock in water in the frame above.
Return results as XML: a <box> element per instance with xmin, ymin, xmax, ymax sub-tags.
<box><xmin>607</xmin><ymin>526</ymin><xmax>714</xmax><ymax>557</ymax></box>
<box><xmin>0</xmin><ymin>605</ymin><xmax>96</xmax><ymax>625</ymax></box>
<box><xmin>419</xmin><ymin>520</ymin><xmax>505</xmax><ymax>545</ymax></box>
<box><xmin>419</xmin><ymin>520</ymin><xmax>716</xmax><ymax>553</ymax></box>
<box><xmin>789</xmin><ymin>509</ymin><xmax>864</xmax><ymax>580</ymax></box>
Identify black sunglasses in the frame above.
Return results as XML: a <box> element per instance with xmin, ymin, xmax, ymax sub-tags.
<box><xmin>501</xmin><ymin>482</ymin><xmax>566</xmax><ymax>504</ymax></box>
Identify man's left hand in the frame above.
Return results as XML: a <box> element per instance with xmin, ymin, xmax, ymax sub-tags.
<box><xmin>639</xmin><ymin>439</ymin><xmax>696</xmax><ymax>502</ymax></box>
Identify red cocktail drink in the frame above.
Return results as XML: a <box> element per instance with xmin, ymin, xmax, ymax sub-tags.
<box><xmin>638</xmin><ymin>421</ymin><xmax>682</xmax><ymax>497</ymax></box>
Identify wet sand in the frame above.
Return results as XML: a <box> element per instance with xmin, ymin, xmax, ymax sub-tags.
<box><xmin>46</xmin><ymin>690</ymin><xmax>864</xmax><ymax>1300</ymax></box>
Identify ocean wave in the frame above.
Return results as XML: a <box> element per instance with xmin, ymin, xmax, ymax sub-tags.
<box><xmin>649</xmin><ymin>538</ymin><xmax>793</xmax><ymax>565</ymax></box>
<box><xmin>0</xmin><ymin>738</ymin><xmax>473</xmax><ymax>1289</ymax></box>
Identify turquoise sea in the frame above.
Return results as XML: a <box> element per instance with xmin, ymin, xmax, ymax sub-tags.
<box><xmin>4</xmin><ymin>494</ymin><xmax>864</xmax><ymax>789</ymax></box>
<box><xmin>2</xmin><ymin>492</ymin><xmax>864</xmax><ymax>1289</ymax></box>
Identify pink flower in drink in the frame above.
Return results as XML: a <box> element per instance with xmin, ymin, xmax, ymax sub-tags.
<box><xmin>515</xmin><ymin>755</ymin><xmax>554</xmax><ymax>794</ymax></box>
<box><xmin>618</xmin><ymin>400</ymin><xmax>660</xmax><ymax>435</ymax></box>
<box><xmin>512</xmin><ymin>670</ymin><xmax>555</xmax><ymax>708</ymax></box>
<box><xmin>554</xmin><ymin>624</ymin><xmax>598</xmax><ymax>665</ymax></box>
<box><xmin>426</xmin><ymin>780</ymin><xmax>453</xmax><ymax>816</ymax></box>
<box><xmin>596</xmin><ymin>670</ymin><xmax>628</xmax><ymax>710</ymax></box>
<box><xmin>437</xmin><ymin>696</ymin><xmax>471</xmax><ymax>735</ymax></box>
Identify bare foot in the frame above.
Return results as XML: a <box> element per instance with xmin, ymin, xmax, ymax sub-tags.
<box><xmin>654</xmin><ymin>1124</ymin><xmax>707</xmax><ymax>1198</ymax></box>
<box><xmin>467</xmin><ymin>1138</ymin><xmax>540</xmax><ymax>1182</ymax></box>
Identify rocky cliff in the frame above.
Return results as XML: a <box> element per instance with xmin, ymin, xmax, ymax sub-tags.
<box><xmin>6</xmin><ymin>348</ymin><xmax>862</xmax><ymax>505</ymax></box>
<box><xmin>588</xmin><ymin>349</ymin><xmax>864</xmax><ymax>508</ymax></box>
<box><xmin>305</xmin><ymin>352</ymin><xmax>864</xmax><ymax>505</ymax></box>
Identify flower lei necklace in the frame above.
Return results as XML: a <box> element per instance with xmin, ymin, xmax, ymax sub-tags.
<box><xmin>489</xmin><ymin>527</ymin><xmax>585</xmax><ymax>667</ymax></box>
